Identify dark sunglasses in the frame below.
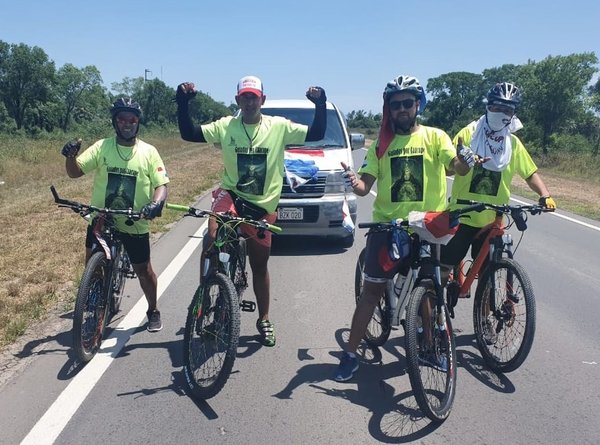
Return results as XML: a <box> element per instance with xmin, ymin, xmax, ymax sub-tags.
<box><xmin>116</xmin><ymin>115</ymin><xmax>139</xmax><ymax>125</ymax></box>
<box><xmin>389</xmin><ymin>99</ymin><xmax>416</xmax><ymax>111</ymax></box>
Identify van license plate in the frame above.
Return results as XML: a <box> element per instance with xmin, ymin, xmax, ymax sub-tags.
<box><xmin>278</xmin><ymin>207</ymin><xmax>303</xmax><ymax>220</ymax></box>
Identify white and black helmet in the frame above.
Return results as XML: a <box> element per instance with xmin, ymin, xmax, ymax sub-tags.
<box><xmin>110</xmin><ymin>97</ymin><xmax>142</xmax><ymax>118</ymax></box>
<box><xmin>383</xmin><ymin>75</ymin><xmax>427</xmax><ymax>113</ymax></box>
<box><xmin>486</xmin><ymin>82</ymin><xmax>521</xmax><ymax>107</ymax></box>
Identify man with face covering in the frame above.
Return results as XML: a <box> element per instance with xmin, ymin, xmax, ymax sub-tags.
<box><xmin>440</xmin><ymin>82</ymin><xmax>556</xmax><ymax>344</ymax></box>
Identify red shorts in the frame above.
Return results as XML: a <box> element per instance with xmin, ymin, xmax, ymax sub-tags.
<box><xmin>211</xmin><ymin>188</ymin><xmax>277</xmax><ymax>247</ymax></box>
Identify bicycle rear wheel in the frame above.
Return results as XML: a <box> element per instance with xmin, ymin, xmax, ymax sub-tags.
<box><xmin>355</xmin><ymin>248</ymin><xmax>391</xmax><ymax>347</ymax></box>
<box><xmin>405</xmin><ymin>283</ymin><xmax>456</xmax><ymax>422</ymax></box>
<box><xmin>73</xmin><ymin>251</ymin><xmax>110</xmax><ymax>363</ymax></box>
<box><xmin>473</xmin><ymin>258</ymin><xmax>535</xmax><ymax>373</ymax></box>
<box><xmin>183</xmin><ymin>272</ymin><xmax>240</xmax><ymax>399</ymax></box>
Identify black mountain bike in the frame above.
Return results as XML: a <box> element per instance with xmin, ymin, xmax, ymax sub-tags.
<box><xmin>356</xmin><ymin>205</ymin><xmax>483</xmax><ymax>422</ymax></box>
<box><xmin>166</xmin><ymin>203</ymin><xmax>281</xmax><ymax>399</ymax></box>
<box><xmin>51</xmin><ymin>186</ymin><xmax>139</xmax><ymax>363</ymax></box>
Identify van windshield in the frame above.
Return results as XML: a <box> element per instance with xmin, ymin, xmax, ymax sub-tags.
<box><xmin>260</xmin><ymin>108</ymin><xmax>346</xmax><ymax>149</ymax></box>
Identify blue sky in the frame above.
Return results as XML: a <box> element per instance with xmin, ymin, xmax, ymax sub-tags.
<box><xmin>1</xmin><ymin>0</ymin><xmax>599</xmax><ymax>114</ymax></box>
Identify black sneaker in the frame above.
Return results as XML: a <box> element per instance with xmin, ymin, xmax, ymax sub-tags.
<box><xmin>147</xmin><ymin>310</ymin><xmax>163</xmax><ymax>332</ymax></box>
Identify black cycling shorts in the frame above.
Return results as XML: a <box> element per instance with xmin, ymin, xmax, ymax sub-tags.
<box><xmin>85</xmin><ymin>225</ymin><xmax>150</xmax><ymax>264</ymax></box>
<box><xmin>440</xmin><ymin>224</ymin><xmax>488</xmax><ymax>267</ymax></box>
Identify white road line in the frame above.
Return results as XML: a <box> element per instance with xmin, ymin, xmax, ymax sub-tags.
<box><xmin>509</xmin><ymin>195</ymin><xmax>600</xmax><ymax>232</ymax></box>
<box><xmin>21</xmin><ymin>222</ymin><xmax>207</xmax><ymax>445</ymax></box>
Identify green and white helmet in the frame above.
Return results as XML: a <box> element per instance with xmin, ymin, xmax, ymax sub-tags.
<box><xmin>383</xmin><ymin>75</ymin><xmax>427</xmax><ymax>113</ymax></box>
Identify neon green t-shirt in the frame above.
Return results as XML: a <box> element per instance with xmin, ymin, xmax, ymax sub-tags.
<box><xmin>202</xmin><ymin>115</ymin><xmax>307</xmax><ymax>213</ymax></box>
<box><xmin>77</xmin><ymin>137</ymin><xmax>170</xmax><ymax>234</ymax></box>
<box><xmin>449</xmin><ymin>122</ymin><xmax>538</xmax><ymax>227</ymax></box>
<box><xmin>358</xmin><ymin>125</ymin><xmax>456</xmax><ymax>222</ymax></box>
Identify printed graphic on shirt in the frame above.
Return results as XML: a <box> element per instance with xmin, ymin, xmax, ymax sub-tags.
<box><xmin>236</xmin><ymin>153</ymin><xmax>267</xmax><ymax>195</ymax></box>
<box><xmin>390</xmin><ymin>155</ymin><xmax>424</xmax><ymax>202</ymax></box>
<box><xmin>105</xmin><ymin>173</ymin><xmax>136</xmax><ymax>209</ymax></box>
<box><xmin>469</xmin><ymin>164</ymin><xmax>501</xmax><ymax>196</ymax></box>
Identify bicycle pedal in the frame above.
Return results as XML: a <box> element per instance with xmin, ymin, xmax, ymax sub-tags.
<box><xmin>240</xmin><ymin>300</ymin><xmax>256</xmax><ymax>312</ymax></box>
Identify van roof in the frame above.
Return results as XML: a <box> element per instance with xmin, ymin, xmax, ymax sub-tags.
<box><xmin>262</xmin><ymin>99</ymin><xmax>336</xmax><ymax>111</ymax></box>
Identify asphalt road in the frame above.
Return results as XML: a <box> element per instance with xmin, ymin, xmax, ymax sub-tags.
<box><xmin>1</xmin><ymin>148</ymin><xmax>599</xmax><ymax>444</ymax></box>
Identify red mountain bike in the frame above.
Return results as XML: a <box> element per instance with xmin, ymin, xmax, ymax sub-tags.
<box><xmin>446</xmin><ymin>200</ymin><xmax>554</xmax><ymax>372</ymax></box>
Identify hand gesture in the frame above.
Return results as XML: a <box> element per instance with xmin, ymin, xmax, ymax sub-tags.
<box><xmin>175</xmin><ymin>82</ymin><xmax>198</xmax><ymax>103</ymax></box>
<box><xmin>456</xmin><ymin>137</ymin><xmax>476</xmax><ymax>168</ymax></box>
<box><xmin>538</xmin><ymin>196</ymin><xmax>557</xmax><ymax>210</ymax></box>
<box><xmin>61</xmin><ymin>139</ymin><xmax>82</xmax><ymax>158</ymax></box>
<box><xmin>141</xmin><ymin>200</ymin><xmax>164</xmax><ymax>220</ymax></box>
<box><xmin>341</xmin><ymin>161</ymin><xmax>357</xmax><ymax>188</ymax></box>
<box><xmin>306</xmin><ymin>86</ymin><xmax>327</xmax><ymax>106</ymax></box>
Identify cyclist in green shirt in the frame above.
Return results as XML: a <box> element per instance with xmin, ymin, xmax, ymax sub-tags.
<box><xmin>440</xmin><ymin>82</ymin><xmax>556</xmax><ymax>344</ymax></box>
<box><xmin>334</xmin><ymin>75</ymin><xmax>473</xmax><ymax>381</ymax></box>
<box><xmin>176</xmin><ymin>75</ymin><xmax>326</xmax><ymax>347</ymax></box>
<box><xmin>61</xmin><ymin>98</ymin><xmax>169</xmax><ymax>332</ymax></box>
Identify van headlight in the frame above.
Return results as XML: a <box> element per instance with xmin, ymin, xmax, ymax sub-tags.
<box><xmin>324</xmin><ymin>171</ymin><xmax>347</xmax><ymax>193</ymax></box>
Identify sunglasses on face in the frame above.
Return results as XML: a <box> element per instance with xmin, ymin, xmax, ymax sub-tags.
<box><xmin>487</xmin><ymin>105</ymin><xmax>515</xmax><ymax>116</ymax></box>
<box><xmin>116</xmin><ymin>115</ymin><xmax>139</xmax><ymax>125</ymax></box>
<box><xmin>389</xmin><ymin>99</ymin><xmax>416</xmax><ymax>111</ymax></box>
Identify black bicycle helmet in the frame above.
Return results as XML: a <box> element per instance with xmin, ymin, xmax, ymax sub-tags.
<box><xmin>110</xmin><ymin>97</ymin><xmax>142</xmax><ymax>118</ymax></box>
<box><xmin>486</xmin><ymin>82</ymin><xmax>521</xmax><ymax>107</ymax></box>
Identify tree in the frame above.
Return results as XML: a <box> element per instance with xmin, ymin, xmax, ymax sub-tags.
<box><xmin>0</xmin><ymin>42</ymin><xmax>55</xmax><ymax>130</ymax></box>
<box><xmin>521</xmin><ymin>53</ymin><xmax>598</xmax><ymax>153</ymax></box>
<box><xmin>55</xmin><ymin>63</ymin><xmax>104</xmax><ymax>131</ymax></box>
<box><xmin>424</xmin><ymin>72</ymin><xmax>485</xmax><ymax>135</ymax></box>
<box><xmin>135</xmin><ymin>79</ymin><xmax>177</xmax><ymax>125</ymax></box>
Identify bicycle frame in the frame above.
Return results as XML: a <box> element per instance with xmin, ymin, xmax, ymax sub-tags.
<box><xmin>455</xmin><ymin>212</ymin><xmax>510</xmax><ymax>299</ymax></box>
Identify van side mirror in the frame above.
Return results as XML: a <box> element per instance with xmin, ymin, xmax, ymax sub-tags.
<box><xmin>350</xmin><ymin>133</ymin><xmax>365</xmax><ymax>150</ymax></box>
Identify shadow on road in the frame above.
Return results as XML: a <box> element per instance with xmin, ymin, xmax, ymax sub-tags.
<box><xmin>270</xmin><ymin>235</ymin><xmax>350</xmax><ymax>256</ymax></box>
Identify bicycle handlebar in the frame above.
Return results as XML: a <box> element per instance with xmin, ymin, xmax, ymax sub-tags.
<box><xmin>455</xmin><ymin>199</ymin><xmax>555</xmax><ymax>215</ymax></box>
<box><xmin>165</xmin><ymin>202</ymin><xmax>283</xmax><ymax>234</ymax></box>
<box><xmin>50</xmin><ymin>185</ymin><xmax>143</xmax><ymax>221</ymax></box>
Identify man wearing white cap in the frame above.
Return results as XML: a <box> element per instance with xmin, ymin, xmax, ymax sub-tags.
<box><xmin>176</xmin><ymin>76</ymin><xmax>326</xmax><ymax>347</ymax></box>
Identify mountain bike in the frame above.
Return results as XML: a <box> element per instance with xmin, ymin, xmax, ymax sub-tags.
<box><xmin>51</xmin><ymin>185</ymin><xmax>139</xmax><ymax>363</ymax></box>
<box><xmin>355</xmin><ymin>205</ymin><xmax>483</xmax><ymax>422</ymax></box>
<box><xmin>445</xmin><ymin>200</ymin><xmax>554</xmax><ymax>373</ymax></box>
<box><xmin>166</xmin><ymin>203</ymin><xmax>281</xmax><ymax>399</ymax></box>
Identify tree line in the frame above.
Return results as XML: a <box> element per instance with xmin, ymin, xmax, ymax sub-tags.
<box><xmin>1</xmin><ymin>40</ymin><xmax>598</xmax><ymax>156</ymax></box>
<box><xmin>0</xmin><ymin>40</ymin><xmax>231</xmax><ymax>138</ymax></box>
<box><xmin>347</xmin><ymin>53</ymin><xmax>600</xmax><ymax>156</ymax></box>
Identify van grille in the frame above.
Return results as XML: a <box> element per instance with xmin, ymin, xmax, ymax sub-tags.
<box><xmin>281</xmin><ymin>175</ymin><xmax>326</xmax><ymax>198</ymax></box>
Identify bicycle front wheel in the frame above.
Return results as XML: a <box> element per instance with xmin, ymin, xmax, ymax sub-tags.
<box><xmin>183</xmin><ymin>273</ymin><xmax>240</xmax><ymax>400</ymax></box>
<box><xmin>355</xmin><ymin>248</ymin><xmax>391</xmax><ymax>347</ymax></box>
<box><xmin>473</xmin><ymin>258</ymin><xmax>535</xmax><ymax>373</ymax></box>
<box><xmin>109</xmin><ymin>244</ymin><xmax>128</xmax><ymax>315</ymax></box>
<box><xmin>404</xmin><ymin>283</ymin><xmax>456</xmax><ymax>422</ymax></box>
<box><xmin>73</xmin><ymin>251</ymin><xmax>110</xmax><ymax>363</ymax></box>
<box><xmin>231</xmin><ymin>237</ymin><xmax>247</xmax><ymax>298</ymax></box>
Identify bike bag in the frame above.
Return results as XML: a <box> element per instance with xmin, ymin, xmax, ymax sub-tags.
<box><xmin>227</xmin><ymin>190</ymin><xmax>267</xmax><ymax>220</ymax></box>
<box><xmin>389</xmin><ymin>227</ymin><xmax>411</xmax><ymax>261</ymax></box>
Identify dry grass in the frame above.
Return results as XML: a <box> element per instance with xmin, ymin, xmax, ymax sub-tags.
<box><xmin>0</xmin><ymin>135</ymin><xmax>223</xmax><ymax>348</ymax></box>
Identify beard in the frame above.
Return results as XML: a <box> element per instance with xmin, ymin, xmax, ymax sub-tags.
<box><xmin>392</xmin><ymin>114</ymin><xmax>417</xmax><ymax>134</ymax></box>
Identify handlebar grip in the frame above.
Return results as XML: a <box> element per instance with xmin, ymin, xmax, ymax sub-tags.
<box><xmin>449</xmin><ymin>202</ymin><xmax>486</xmax><ymax>219</ymax></box>
<box><xmin>165</xmin><ymin>203</ymin><xmax>192</xmax><ymax>213</ymax></box>
<box><xmin>265</xmin><ymin>224</ymin><xmax>282</xmax><ymax>234</ymax></box>
<box><xmin>358</xmin><ymin>222</ymin><xmax>380</xmax><ymax>229</ymax></box>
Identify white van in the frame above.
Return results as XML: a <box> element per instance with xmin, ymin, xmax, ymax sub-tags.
<box><xmin>261</xmin><ymin>99</ymin><xmax>364</xmax><ymax>247</ymax></box>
